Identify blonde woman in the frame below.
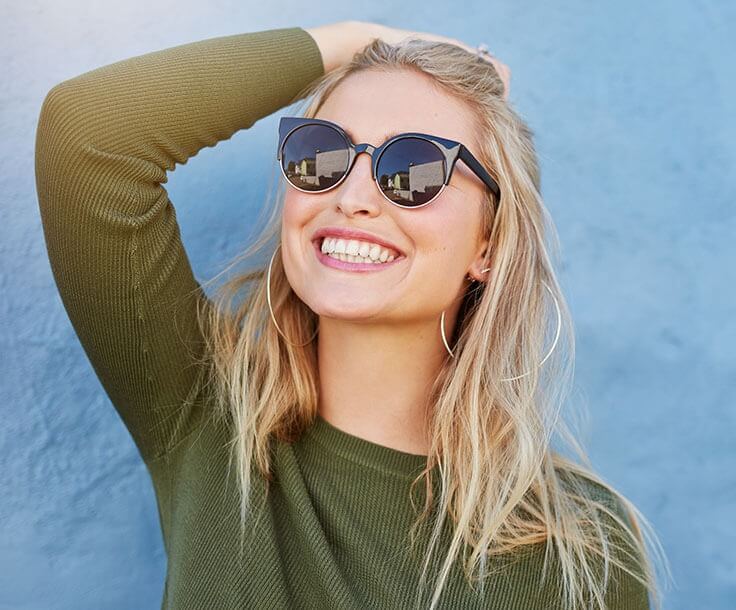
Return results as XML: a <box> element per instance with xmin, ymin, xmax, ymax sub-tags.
<box><xmin>36</xmin><ymin>19</ymin><xmax>669</xmax><ymax>610</ymax></box>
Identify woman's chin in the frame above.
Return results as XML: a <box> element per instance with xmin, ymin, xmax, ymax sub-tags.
<box><xmin>304</xmin><ymin>299</ymin><xmax>388</xmax><ymax>321</ymax></box>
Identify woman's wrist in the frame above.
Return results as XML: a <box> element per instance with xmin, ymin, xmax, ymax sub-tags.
<box><xmin>304</xmin><ymin>21</ymin><xmax>378</xmax><ymax>74</ymax></box>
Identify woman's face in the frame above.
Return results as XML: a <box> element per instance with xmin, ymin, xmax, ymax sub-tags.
<box><xmin>281</xmin><ymin>68</ymin><xmax>490</xmax><ymax>327</ymax></box>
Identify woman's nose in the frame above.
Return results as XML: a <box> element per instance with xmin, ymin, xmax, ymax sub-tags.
<box><xmin>334</xmin><ymin>151</ymin><xmax>383</xmax><ymax>215</ymax></box>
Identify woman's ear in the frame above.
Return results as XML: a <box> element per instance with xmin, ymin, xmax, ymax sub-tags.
<box><xmin>466</xmin><ymin>238</ymin><xmax>491</xmax><ymax>282</ymax></box>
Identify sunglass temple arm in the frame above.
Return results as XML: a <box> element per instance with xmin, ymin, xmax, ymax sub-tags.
<box><xmin>458</xmin><ymin>147</ymin><xmax>501</xmax><ymax>202</ymax></box>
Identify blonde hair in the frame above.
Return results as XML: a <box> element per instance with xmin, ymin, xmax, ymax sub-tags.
<box><xmin>193</xmin><ymin>35</ymin><xmax>672</xmax><ymax>610</ymax></box>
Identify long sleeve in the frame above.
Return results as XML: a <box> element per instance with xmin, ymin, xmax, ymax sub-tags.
<box><xmin>34</xmin><ymin>27</ymin><xmax>325</xmax><ymax>464</ymax></box>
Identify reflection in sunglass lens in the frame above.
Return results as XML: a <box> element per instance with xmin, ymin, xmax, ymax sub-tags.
<box><xmin>377</xmin><ymin>138</ymin><xmax>446</xmax><ymax>206</ymax></box>
<box><xmin>280</xmin><ymin>124</ymin><xmax>349</xmax><ymax>191</ymax></box>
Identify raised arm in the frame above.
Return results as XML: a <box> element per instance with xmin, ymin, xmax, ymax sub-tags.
<box><xmin>34</xmin><ymin>26</ymin><xmax>325</xmax><ymax>464</ymax></box>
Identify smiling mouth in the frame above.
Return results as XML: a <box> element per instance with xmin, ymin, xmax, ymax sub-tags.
<box><xmin>312</xmin><ymin>238</ymin><xmax>405</xmax><ymax>271</ymax></box>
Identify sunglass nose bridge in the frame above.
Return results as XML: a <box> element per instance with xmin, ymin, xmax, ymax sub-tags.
<box><xmin>351</xmin><ymin>143</ymin><xmax>378</xmax><ymax>178</ymax></box>
<box><xmin>354</xmin><ymin>143</ymin><xmax>376</xmax><ymax>155</ymax></box>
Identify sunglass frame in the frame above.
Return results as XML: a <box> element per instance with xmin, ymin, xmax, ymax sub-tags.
<box><xmin>277</xmin><ymin>116</ymin><xmax>500</xmax><ymax>209</ymax></box>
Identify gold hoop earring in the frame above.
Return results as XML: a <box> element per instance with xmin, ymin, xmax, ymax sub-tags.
<box><xmin>441</xmin><ymin>273</ymin><xmax>562</xmax><ymax>382</ymax></box>
<box><xmin>267</xmin><ymin>243</ymin><xmax>319</xmax><ymax>347</ymax></box>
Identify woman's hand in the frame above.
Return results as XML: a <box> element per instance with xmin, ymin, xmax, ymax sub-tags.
<box><xmin>358</xmin><ymin>21</ymin><xmax>511</xmax><ymax>99</ymax></box>
<box><xmin>305</xmin><ymin>21</ymin><xmax>510</xmax><ymax>100</ymax></box>
<box><xmin>363</xmin><ymin>22</ymin><xmax>511</xmax><ymax>99</ymax></box>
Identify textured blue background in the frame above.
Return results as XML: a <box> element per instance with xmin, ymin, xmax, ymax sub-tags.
<box><xmin>2</xmin><ymin>1</ymin><xmax>734</xmax><ymax>608</ymax></box>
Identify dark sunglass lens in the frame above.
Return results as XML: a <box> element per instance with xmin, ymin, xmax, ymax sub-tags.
<box><xmin>376</xmin><ymin>138</ymin><xmax>446</xmax><ymax>206</ymax></box>
<box><xmin>280</xmin><ymin>124</ymin><xmax>350</xmax><ymax>191</ymax></box>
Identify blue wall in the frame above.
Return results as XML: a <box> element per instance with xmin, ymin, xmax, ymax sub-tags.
<box><xmin>2</xmin><ymin>1</ymin><xmax>734</xmax><ymax>608</ymax></box>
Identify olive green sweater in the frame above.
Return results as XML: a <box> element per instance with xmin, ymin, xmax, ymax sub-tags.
<box><xmin>34</xmin><ymin>26</ymin><xmax>650</xmax><ymax>609</ymax></box>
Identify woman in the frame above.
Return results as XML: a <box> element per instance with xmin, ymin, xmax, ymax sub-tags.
<box><xmin>35</xmin><ymin>19</ymin><xmax>668</xmax><ymax>610</ymax></box>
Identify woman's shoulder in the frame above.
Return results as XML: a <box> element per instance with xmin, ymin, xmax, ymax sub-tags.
<box><xmin>558</xmin><ymin>467</ymin><xmax>635</xmax><ymax>523</ymax></box>
<box><xmin>558</xmin><ymin>469</ymin><xmax>652</xmax><ymax>608</ymax></box>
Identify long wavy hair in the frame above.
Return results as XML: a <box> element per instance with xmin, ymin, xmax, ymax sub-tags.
<box><xmin>192</xmin><ymin>35</ymin><xmax>671</xmax><ymax>610</ymax></box>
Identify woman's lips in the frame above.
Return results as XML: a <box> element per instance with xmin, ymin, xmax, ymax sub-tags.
<box><xmin>312</xmin><ymin>239</ymin><xmax>405</xmax><ymax>272</ymax></box>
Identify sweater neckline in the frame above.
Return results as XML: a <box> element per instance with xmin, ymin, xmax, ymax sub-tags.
<box><xmin>305</xmin><ymin>414</ymin><xmax>430</xmax><ymax>478</ymax></box>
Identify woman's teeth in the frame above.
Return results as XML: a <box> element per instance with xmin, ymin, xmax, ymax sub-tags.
<box><xmin>320</xmin><ymin>237</ymin><xmax>397</xmax><ymax>264</ymax></box>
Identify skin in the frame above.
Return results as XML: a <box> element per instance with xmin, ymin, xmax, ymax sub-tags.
<box><xmin>280</xmin><ymin>67</ymin><xmax>494</xmax><ymax>455</ymax></box>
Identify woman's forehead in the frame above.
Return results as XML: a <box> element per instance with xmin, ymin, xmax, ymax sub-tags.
<box><xmin>315</xmin><ymin>69</ymin><xmax>480</xmax><ymax>149</ymax></box>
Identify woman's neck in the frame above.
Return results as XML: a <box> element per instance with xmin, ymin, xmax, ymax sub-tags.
<box><xmin>315</xmin><ymin>315</ymin><xmax>448</xmax><ymax>456</ymax></box>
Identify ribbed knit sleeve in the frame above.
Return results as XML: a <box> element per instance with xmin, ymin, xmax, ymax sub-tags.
<box><xmin>34</xmin><ymin>27</ymin><xmax>325</xmax><ymax>463</ymax></box>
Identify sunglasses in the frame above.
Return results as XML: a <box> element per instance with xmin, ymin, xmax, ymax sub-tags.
<box><xmin>276</xmin><ymin>116</ymin><xmax>501</xmax><ymax>210</ymax></box>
